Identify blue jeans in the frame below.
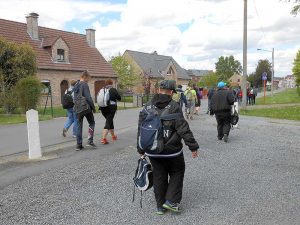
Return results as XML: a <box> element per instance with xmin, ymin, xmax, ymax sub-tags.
<box><xmin>64</xmin><ymin>108</ymin><xmax>78</xmax><ymax>136</ymax></box>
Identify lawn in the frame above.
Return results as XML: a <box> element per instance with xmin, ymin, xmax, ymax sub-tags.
<box><xmin>256</xmin><ymin>88</ymin><xmax>300</xmax><ymax>105</ymax></box>
<box><xmin>0</xmin><ymin>105</ymin><xmax>135</xmax><ymax>125</ymax></box>
<box><xmin>240</xmin><ymin>106</ymin><xmax>300</xmax><ymax>121</ymax></box>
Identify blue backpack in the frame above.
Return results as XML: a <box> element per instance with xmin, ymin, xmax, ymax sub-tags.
<box><xmin>138</xmin><ymin>105</ymin><xmax>180</xmax><ymax>154</ymax></box>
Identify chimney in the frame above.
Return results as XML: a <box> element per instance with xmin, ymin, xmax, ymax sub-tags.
<box><xmin>26</xmin><ymin>12</ymin><xmax>39</xmax><ymax>40</ymax></box>
<box><xmin>86</xmin><ymin>29</ymin><xmax>96</xmax><ymax>48</ymax></box>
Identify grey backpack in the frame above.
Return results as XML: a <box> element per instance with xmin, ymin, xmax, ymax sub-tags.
<box><xmin>74</xmin><ymin>83</ymin><xmax>90</xmax><ymax>115</ymax></box>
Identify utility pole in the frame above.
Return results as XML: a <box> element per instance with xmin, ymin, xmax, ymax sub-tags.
<box><xmin>271</xmin><ymin>47</ymin><xmax>274</xmax><ymax>96</ymax></box>
<box><xmin>242</xmin><ymin>0</ymin><xmax>247</xmax><ymax>108</ymax></box>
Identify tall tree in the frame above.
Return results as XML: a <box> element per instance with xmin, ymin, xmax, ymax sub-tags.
<box><xmin>284</xmin><ymin>0</ymin><xmax>300</xmax><ymax>15</ymax></box>
<box><xmin>253</xmin><ymin>59</ymin><xmax>272</xmax><ymax>88</ymax></box>
<box><xmin>198</xmin><ymin>72</ymin><xmax>218</xmax><ymax>88</ymax></box>
<box><xmin>0</xmin><ymin>37</ymin><xmax>37</xmax><ymax>93</ymax></box>
<box><xmin>292</xmin><ymin>50</ymin><xmax>300</xmax><ymax>86</ymax></box>
<box><xmin>110</xmin><ymin>56</ymin><xmax>140</xmax><ymax>91</ymax></box>
<box><xmin>215</xmin><ymin>56</ymin><xmax>242</xmax><ymax>81</ymax></box>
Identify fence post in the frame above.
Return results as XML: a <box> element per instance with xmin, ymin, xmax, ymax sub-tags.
<box><xmin>26</xmin><ymin>109</ymin><xmax>42</xmax><ymax>159</ymax></box>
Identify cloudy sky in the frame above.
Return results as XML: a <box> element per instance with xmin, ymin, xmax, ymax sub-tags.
<box><xmin>0</xmin><ymin>0</ymin><xmax>299</xmax><ymax>77</ymax></box>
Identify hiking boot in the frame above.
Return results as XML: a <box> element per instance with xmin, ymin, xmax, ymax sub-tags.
<box><xmin>62</xmin><ymin>128</ymin><xmax>67</xmax><ymax>137</ymax></box>
<box><xmin>86</xmin><ymin>141</ymin><xmax>97</xmax><ymax>149</ymax></box>
<box><xmin>101</xmin><ymin>139</ymin><xmax>109</xmax><ymax>145</ymax></box>
<box><xmin>218</xmin><ymin>136</ymin><xmax>223</xmax><ymax>140</ymax></box>
<box><xmin>155</xmin><ymin>207</ymin><xmax>167</xmax><ymax>215</ymax></box>
<box><xmin>162</xmin><ymin>200</ymin><xmax>181</xmax><ymax>213</ymax></box>
<box><xmin>112</xmin><ymin>135</ymin><xmax>117</xmax><ymax>141</ymax></box>
<box><xmin>75</xmin><ymin>145</ymin><xmax>84</xmax><ymax>151</ymax></box>
<box><xmin>224</xmin><ymin>134</ymin><xmax>228</xmax><ymax>143</ymax></box>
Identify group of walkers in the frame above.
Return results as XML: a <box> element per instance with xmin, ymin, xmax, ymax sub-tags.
<box><xmin>135</xmin><ymin>79</ymin><xmax>240</xmax><ymax>215</ymax></box>
<box><xmin>61</xmin><ymin>71</ymin><xmax>121</xmax><ymax>151</ymax></box>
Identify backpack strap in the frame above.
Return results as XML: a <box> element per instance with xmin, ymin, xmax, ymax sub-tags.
<box><xmin>160</xmin><ymin>113</ymin><xmax>181</xmax><ymax>121</ymax></box>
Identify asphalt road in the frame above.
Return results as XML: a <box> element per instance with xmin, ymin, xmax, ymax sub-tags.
<box><xmin>0</xmin><ymin>106</ymin><xmax>300</xmax><ymax>225</ymax></box>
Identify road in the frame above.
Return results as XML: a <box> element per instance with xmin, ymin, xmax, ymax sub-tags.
<box><xmin>0</xmin><ymin>105</ymin><xmax>299</xmax><ymax>225</ymax></box>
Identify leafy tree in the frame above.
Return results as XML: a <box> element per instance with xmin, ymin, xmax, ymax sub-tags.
<box><xmin>247</xmin><ymin>72</ymin><xmax>256</xmax><ymax>87</ymax></box>
<box><xmin>283</xmin><ymin>0</ymin><xmax>300</xmax><ymax>15</ymax></box>
<box><xmin>0</xmin><ymin>37</ymin><xmax>37</xmax><ymax>92</ymax></box>
<box><xmin>215</xmin><ymin>56</ymin><xmax>242</xmax><ymax>81</ymax></box>
<box><xmin>292</xmin><ymin>50</ymin><xmax>300</xmax><ymax>87</ymax></box>
<box><xmin>198</xmin><ymin>72</ymin><xmax>218</xmax><ymax>88</ymax></box>
<box><xmin>110</xmin><ymin>56</ymin><xmax>140</xmax><ymax>91</ymax></box>
<box><xmin>253</xmin><ymin>59</ymin><xmax>272</xmax><ymax>88</ymax></box>
<box><xmin>15</xmin><ymin>76</ymin><xmax>43</xmax><ymax>112</ymax></box>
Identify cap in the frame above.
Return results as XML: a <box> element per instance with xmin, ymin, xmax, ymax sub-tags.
<box><xmin>217</xmin><ymin>81</ymin><xmax>226</xmax><ymax>88</ymax></box>
<box><xmin>159</xmin><ymin>80</ymin><xmax>177</xmax><ymax>93</ymax></box>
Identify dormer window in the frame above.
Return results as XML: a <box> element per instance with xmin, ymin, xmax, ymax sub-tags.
<box><xmin>167</xmin><ymin>67</ymin><xmax>175</xmax><ymax>76</ymax></box>
<box><xmin>57</xmin><ymin>49</ymin><xmax>65</xmax><ymax>61</ymax></box>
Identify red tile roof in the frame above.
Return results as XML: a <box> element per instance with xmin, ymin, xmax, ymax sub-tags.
<box><xmin>0</xmin><ymin>18</ymin><xmax>116</xmax><ymax>78</ymax></box>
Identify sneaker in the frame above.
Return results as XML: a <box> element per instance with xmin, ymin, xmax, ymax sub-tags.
<box><xmin>224</xmin><ymin>134</ymin><xmax>228</xmax><ymax>143</ymax></box>
<box><xmin>86</xmin><ymin>141</ymin><xmax>97</xmax><ymax>149</ymax></box>
<box><xmin>62</xmin><ymin>128</ymin><xmax>67</xmax><ymax>137</ymax></box>
<box><xmin>155</xmin><ymin>207</ymin><xmax>167</xmax><ymax>215</ymax></box>
<box><xmin>162</xmin><ymin>200</ymin><xmax>181</xmax><ymax>213</ymax></box>
<box><xmin>75</xmin><ymin>145</ymin><xmax>84</xmax><ymax>151</ymax></box>
<box><xmin>112</xmin><ymin>135</ymin><xmax>117</xmax><ymax>141</ymax></box>
<box><xmin>101</xmin><ymin>139</ymin><xmax>109</xmax><ymax>145</ymax></box>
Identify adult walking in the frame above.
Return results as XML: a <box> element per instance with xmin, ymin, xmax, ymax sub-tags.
<box><xmin>206</xmin><ymin>87</ymin><xmax>215</xmax><ymax>114</ymax></box>
<box><xmin>172</xmin><ymin>84</ymin><xmax>187</xmax><ymax>109</ymax></box>
<box><xmin>137</xmin><ymin>80</ymin><xmax>199</xmax><ymax>215</ymax></box>
<box><xmin>98</xmin><ymin>79</ymin><xmax>121</xmax><ymax>145</ymax></box>
<box><xmin>211</xmin><ymin>81</ymin><xmax>235</xmax><ymax>143</ymax></box>
<box><xmin>62</xmin><ymin>80</ymin><xmax>77</xmax><ymax>138</ymax></box>
<box><xmin>252</xmin><ymin>86</ymin><xmax>258</xmax><ymax>105</ymax></box>
<box><xmin>73</xmin><ymin>71</ymin><xmax>96</xmax><ymax>151</ymax></box>
<box><xmin>184</xmin><ymin>86</ymin><xmax>197</xmax><ymax>119</ymax></box>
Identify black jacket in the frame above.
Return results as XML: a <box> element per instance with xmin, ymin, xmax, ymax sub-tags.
<box><xmin>211</xmin><ymin>88</ymin><xmax>234</xmax><ymax>113</ymax></box>
<box><xmin>108</xmin><ymin>87</ymin><xmax>121</xmax><ymax>102</ymax></box>
<box><xmin>73</xmin><ymin>81</ymin><xmax>95</xmax><ymax>112</ymax></box>
<box><xmin>137</xmin><ymin>94</ymin><xmax>199</xmax><ymax>158</ymax></box>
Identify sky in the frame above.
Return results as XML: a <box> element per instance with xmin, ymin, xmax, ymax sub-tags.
<box><xmin>0</xmin><ymin>0</ymin><xmax>299</xmax><ymax>77</ymax></box>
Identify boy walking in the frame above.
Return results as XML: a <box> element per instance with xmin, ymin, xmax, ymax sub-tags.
<box><xmin>73</xmin><ymin>71</ymin><xmax>97</xmax><ymax>151</ymax></box>
<box><xmin>137</xmin><ymin>80</ymin><xmax>199</xmax><ymax>215</ymax></box>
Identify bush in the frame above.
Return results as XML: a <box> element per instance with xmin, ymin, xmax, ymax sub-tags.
<box><xmin>15</xmin><ymin>76</ymin><xmax>43</xmax><ymax>112</ymax></box>
<box><xmin>1</xmin><ymin>89</ymin><xmax>18</xmax><ymax>114</ymax></box>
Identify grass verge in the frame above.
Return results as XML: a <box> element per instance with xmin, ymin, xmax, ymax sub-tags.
<box><xmin>240</xmin><ymin>106</ymin><xmax>300</xmax><ymax>121</ymax></box>
<box><xmin>256</xmin><ymin>88</ymin><xmax>300</xmax><ymax>105</ymax></box>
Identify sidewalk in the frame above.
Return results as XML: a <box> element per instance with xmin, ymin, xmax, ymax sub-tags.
<box><xmin>0</xmin><ymin>108</ymin><xmax>141</xmax><ymax>158</ymax></box>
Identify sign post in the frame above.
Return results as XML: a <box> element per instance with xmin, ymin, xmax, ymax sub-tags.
<box><xmin>262</xmin><ymin>72</ymin><xmax>267</xmax><ymax>104</ymax></box>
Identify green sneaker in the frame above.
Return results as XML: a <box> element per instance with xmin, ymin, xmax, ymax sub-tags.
<box><xmin>162</xmin><ymin>200</ymin><xmax>181</xmax><ymax>213</ymax></box>
<box><xmin>155</xmin><ymin>207</ymin><xmax>166</xmax><ymax>215</ymax></box>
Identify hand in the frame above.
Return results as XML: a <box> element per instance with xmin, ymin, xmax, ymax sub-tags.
<box><xmin>191</xmin><ymin>151</ymin><xmax>198</xmax><ymax>158</ymax></box>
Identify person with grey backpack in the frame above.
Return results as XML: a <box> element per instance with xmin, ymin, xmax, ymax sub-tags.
<box><xmin>73</xmin><ymin>71</ymin><xmax>96</xmax><ymax>151</ymax></box>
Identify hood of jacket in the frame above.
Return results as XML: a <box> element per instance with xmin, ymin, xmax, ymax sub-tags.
<box><xmin>151</xmin><ymin>94</ymin><xmax>172</xmax><ymax>109</ymax></box>
<box><xmin>73</xmin><ymin>80</ymin><xmax>81</xmax><ymax>94</ymax></box>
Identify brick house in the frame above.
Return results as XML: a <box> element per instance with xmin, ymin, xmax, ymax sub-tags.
<box><xmin>123</xmin><ymin>50</ymin><xmax>191</xmax><ymax>94</ymax></box>
<box><xmin>229</xmin><ymin>74</ymin><xmax>250</xmax><ymax>88</ymax></box>
<box><xmin>186</xmin><ymin>69</ymin><xmax>213</xmax><ymax>84</ymax></box>
<box><xmin>0</xmin><ymin>13</ymin><xmax>116</xmax><ymax>106</ymax></box>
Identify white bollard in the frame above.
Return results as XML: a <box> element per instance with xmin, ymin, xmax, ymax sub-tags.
<box><xmin>26</xmin><ymin>109</ymin><xmax>42</xmax><ymax>159</ymax></box>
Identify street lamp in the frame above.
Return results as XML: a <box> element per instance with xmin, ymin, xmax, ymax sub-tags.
<box><xmin>257</xmin><ymin>48</ymin><xmax>274</xmax><ymax>96</ymax></box>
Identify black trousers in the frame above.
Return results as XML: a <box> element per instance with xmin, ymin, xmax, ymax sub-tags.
<box><xmin>100</xmin><ymin>106</ymin><xmax>117</xmax><ymax>130</ymax></box>
<box><xmin>77</xmin><ymin>111</ymin><xmax>95</xmax><ymax>145</ymax></box>
<box><xmin>149</xmin><ymin>154</ymin><xmax>185</xmax><ymax>207</ymax></box>
<box><xmin>215</xmin><ymin>112</ymin><xmax>231</xmax><ymax>139</ymax></box>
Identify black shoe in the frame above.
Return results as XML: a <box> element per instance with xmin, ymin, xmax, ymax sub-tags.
<box><xmin>224</xmin><ymin>134</ymin><xmax>228</xmax><ymax>143</ymax></box>
<box><xmin>62</xmin><ymin>128</ymin><xmax>67</xmax><ymax>137</ymax></box>
<box><xmin>86</xmin><ymin>141</ymin><xmax>97</xmax><ymax>149</ymax></box>
<box><xmin>76</xmin><ymin>145</ymin><xmax>84</xmax><ymax>151</ymax></box>
<box><xmin>218</xmin><ymin>136</ymin><xmax>223</xmax><ymax>140</ymax></box>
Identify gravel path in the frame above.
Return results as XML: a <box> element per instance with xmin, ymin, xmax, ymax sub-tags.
<box><xmin>0</xmin><ymin>110</ymin><xmax>300</xmax><ymax>225</ymax></box>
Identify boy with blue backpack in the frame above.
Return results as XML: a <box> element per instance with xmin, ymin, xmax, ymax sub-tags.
<box><xmin>137</xmin><ymin>80</ymin><xmax>199</xmax><ymax>215</ymax></box>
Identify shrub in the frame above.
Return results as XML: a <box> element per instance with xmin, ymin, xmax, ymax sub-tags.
<box><xmin>15</xmin><ymin>76</ymin><xmax>43</xmax><ymax>112</ymax></box>
<box><xmin>1</xmin><ymin>88</ymin><xmax>18</xmax><ymax>114</ymax></box>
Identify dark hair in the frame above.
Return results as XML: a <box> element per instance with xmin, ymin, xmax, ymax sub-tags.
<box><xmin>105</xmin><ymin>79</ymin><xmax>113</xmax><ymax>86</ymax></box>
<box><xmin>81</xmin><ymin>70</ymin><xmax>91</xmax><ymax>78</ymax></box>
<box><xmin>178</xmin><ymin>85</ymin><xmax>182</xmax><ymax>88</ymax></box>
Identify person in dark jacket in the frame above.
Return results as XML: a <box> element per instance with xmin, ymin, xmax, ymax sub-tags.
<box><xmin>73</xmin><ymin>71</ymin><xmax>96</xmax><ymax>151</ymax></box>
<box><xmin>137</xmin><ymin>80</ymin><xmax>199</xmax><ymax>215</ymax></box>
<box><xmin>172</xmin><ymin>84</ymin><xmax>187</xmax><ymax>108</ymax></box>
<box><xmin>99</xmin><ymin>79</ymin><xmax>121</xmax><ymax>144</ymax></box>
<box><xmin>211</xmin><ymin>81</ymin><xmax>235</xmax><ymax>143</ymax></box>
<box><xmin>206</xmin><ymin>87</ymin><xmax>215</xmax><ymax>114</ymax></box>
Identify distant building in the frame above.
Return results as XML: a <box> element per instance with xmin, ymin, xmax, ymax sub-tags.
<box><xmin>123</xmin><ymin>50</ymin><xmax>191</xmax><ymax>94</ymax></box>
<box><xmin>186</xmin><ymin>69</ymin><xmax>213</xmax><ymax>83</ymax></box>
<box><xmin>229</xmin><ymin>74</ymin><xmax>250</xmax><ymax>87</ymax></box>
<box><xmin>278</xmin><ymin>75</ymin><xmax>296</xmax><ymax>88</ymax></box>
<box><xmin>0</xmin><ymin>13</ymin><xmax>116</xmax><ymax>105</ymax></box>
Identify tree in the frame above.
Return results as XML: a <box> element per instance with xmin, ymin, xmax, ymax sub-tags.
<box><xmin>247</xmin><ymin>72</ymin><xmax>256</xmax><ymax>87</ymax></box>
<box><xmin>198</xmin><ymin>72</ymin><xmax>218</xmax><ymax>88</ymax></box>
<box><xmin>110</xmin><ymin>56</ymin><xmax>140</xmax><ymax>91</ymax></box>
<box><xmin>284</xmin><ymin>0</ymin><xmax>300</xmax><ymax>15</ymax></box>
<box><xmin>215</xmin><ymin>56</ymin><xmax>242</xmax><ymax>81</ymax></box>
<box><xmin>292</xmin><ymin>50</ymin><xmax>300</xmax><ymax>87</ymax></box>
<box><xmin>253</xmin><ymin>59</ymin><xmax>272</xmax><ymax>88</ymax></box>
<box><xmin>0</xmin><ymin>37</ymin><xmax>37</xmax><ymax>93</ymax></box>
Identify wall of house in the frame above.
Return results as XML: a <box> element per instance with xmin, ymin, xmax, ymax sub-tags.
<box><xmin>37</xmin><ymin>69</ymin><xmax>117</xmax><ymax>106</ymax></box>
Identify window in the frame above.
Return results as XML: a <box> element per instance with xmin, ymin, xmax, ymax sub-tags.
<box><xmin>237</xmin><ymin>79</ymin><xmax>240</xmax><ymax>82</ymax></box>
<box><xmin>167</xmin><ymin>67</ymin><xmax>174</xmax><ymax>75</ymax></box>
<box><xmin>57</xmin><ymin>49</ymin><xmax>65</xmax><ymax>61</ymax></box>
